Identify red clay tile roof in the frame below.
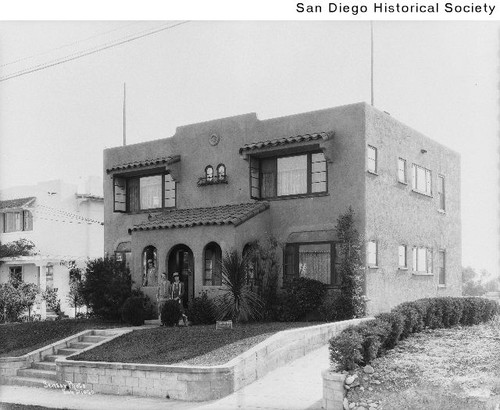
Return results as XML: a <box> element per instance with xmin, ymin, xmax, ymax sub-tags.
<box><xmin>0</xmin><ymin>197</ymin><xmax>36</xmax><ymax>211</ymax></box>
<box><xmin>106</xmin><ymin>155</ymin><xmax>180</xmax><ymax>173</ymax></box>
<box><xmin>239</xmin><ymin>131</ymin><xmax>332</xmax><ymax>154</ymax></box>
<box><xmin>130</xmin><ymin>202</ymin><xmax>270</xmax><ymax>233</ymax></box>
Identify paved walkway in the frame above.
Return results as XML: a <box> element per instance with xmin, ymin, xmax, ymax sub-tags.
<box><xmin>0</xmin><ymin>345</ymin><xmax>329</xmax><ymax>410</ymax></box>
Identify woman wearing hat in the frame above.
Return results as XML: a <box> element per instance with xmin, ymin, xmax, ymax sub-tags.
<box><xmin>156</xmin><ymin>272</ymin><xmax>171</xmax><ymax>323</ymax></box>
<box><xmin>171</xmin><ymin>272</ymin><xmax>188</xmax><ymax>326</ymax></box>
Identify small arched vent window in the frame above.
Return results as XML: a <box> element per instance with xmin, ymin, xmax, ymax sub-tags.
<box><xmin>217</xmin><ymin>164</ymin><xmax>226</xmax><ymax>180</ymax></box>
<box><xmin>205</xmin><ymin>166</ymin><xmax>214</xmax><ymax>181</ymax></box>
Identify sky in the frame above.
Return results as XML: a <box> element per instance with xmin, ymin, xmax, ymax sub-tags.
<box><xmin>0</xmin><ymin>20</ymin><xmax>498</xmax><ymax>277</ymax></box>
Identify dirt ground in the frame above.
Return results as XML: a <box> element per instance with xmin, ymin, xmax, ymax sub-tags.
<box><xmin>344</xmin><ymin>316</ymin><xmax>500</xmax><ymax>410</ymax></box>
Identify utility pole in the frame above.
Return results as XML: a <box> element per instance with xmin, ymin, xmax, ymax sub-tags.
<box><xmin>123</xmin><ymin>83</ymin><xmax>127</xmax><ymax>146</ymax></box>
<box><xmin>370</xmin><ymin>21</ymin><xmax>374</xmax><ymax>107</ymax></box>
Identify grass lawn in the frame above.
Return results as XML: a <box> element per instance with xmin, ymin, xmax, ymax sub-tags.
<box><xmin>0</xmin><ymin>319</ymin><xmax>126</xmax><ymax>358</ymax></box>
<box><xmin>344</xmin><ymin>316</ymin><xmax>500</xmax><ymax>410</ymax></box>
<box><xmin>73</xmin><ymin>322</ymin><xmax>320</xmax><ymax>365</ymax></box>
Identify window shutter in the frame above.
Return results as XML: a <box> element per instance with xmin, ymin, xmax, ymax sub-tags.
<box><xmin>23</xmin><ymin>211</ymin><xmax>33</xmax><ymax>231</ymax></box>
<box><xmin>114</xmin><ymin>177</ymin><xmax>127</xmax><ymax>212</ymax></box>
<box><xmin>411</xmin><ymin>165</ymin><xmax>416</xmax><ymax>189</ymax></box>
<box><xmin>412</xmin><ymin>247</ymin><xmax>417</xmax><ymax>271</ymax></box>
<box><xmin>0</xmin><ymin>213</ymin><xmax>4</xmax><ymax>233</ymax></box>
<box><xmin>250</xmin><ymin>157</ymin><xmax>261</xmax><ymax>199</ymax></box>
<box><xmin>426</xmin><ymin>170</ymin><xmax>432</xmax><ymax>195</ymax></box>
<box><xmin>426</xmin><ymin>248</ymin><xmax>433</xmax><ymax>273</ymax></box>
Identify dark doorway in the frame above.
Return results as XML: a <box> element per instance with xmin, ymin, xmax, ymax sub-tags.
<box><xmin>167</xmin><ymin>244</ymin><xmax>194</xmax><ymax>307</ymax></box>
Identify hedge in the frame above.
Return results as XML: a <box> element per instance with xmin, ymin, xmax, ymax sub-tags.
<box><xmin>329</xmin><ymin>296</ymin><xmax>499</xmax><ymax>371</ymax></box>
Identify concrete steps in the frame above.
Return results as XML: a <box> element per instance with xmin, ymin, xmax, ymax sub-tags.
<box><xmin>6</xmin><ymin>329</ymin><xmax>120</xmax><ymax>388</ymax></box>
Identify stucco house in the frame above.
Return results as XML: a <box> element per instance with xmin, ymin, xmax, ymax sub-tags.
<box><xmin>104</xmin><ymin>102</ymin><xmax>461</xmax><ymax>315</ymax></box>
<box><xmin>0</xmin><ymin>178</ymin><xmax>104</xmax><ymax>318</ymax></box>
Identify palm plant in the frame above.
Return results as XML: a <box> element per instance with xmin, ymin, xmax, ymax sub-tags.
<box><xmin>215</xmin><ymin>249</ymin><xmax>264</xmax><ymax>323</ymax></box>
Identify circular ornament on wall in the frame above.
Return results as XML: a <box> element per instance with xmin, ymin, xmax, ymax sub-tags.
<box><xmin>209</xmin><ymin>134</ymin><xmax>220</xmax><ymax>146</ymax></box>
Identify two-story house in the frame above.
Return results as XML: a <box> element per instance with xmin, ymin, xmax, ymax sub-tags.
<box><xmin>103</xmin><ymin>102</ymin><xmax>461</xmax><ymax>314</ymax></box>
<box><xmin>0</xmin><ymin>178</ymin><xmax>104</xmax><ymax>318</ymax></box>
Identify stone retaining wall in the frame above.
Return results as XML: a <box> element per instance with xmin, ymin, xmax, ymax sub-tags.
<box><xmin>58</xmin><ymin>318</ymin><xmax>371</xmax><ymax>401</ymax></box>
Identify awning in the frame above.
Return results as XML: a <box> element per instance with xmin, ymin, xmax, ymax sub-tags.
<box><xmin>129</xmin><ymin>202</ymin><xmax>270</xmax><ymax>233</ymax></box>
<box><xmin>239</xmin><ymin>131</ymin><xmax>333</xmax><ymax>156</ymax></box>
<box><xmin>0</xmin><ymin>197</ymin><xmax>36</xmax><ymax>211</ymax></box>
<box><xmin>106</xmin><ymin>155</ymin><xmax>181</xmax><ymax>174</ymax></box>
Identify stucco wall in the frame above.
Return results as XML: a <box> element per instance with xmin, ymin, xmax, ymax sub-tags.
<box><xmin>364</xmin><ymin>107</ymin><xmax>462</xmax><ymax>314</ymax></box>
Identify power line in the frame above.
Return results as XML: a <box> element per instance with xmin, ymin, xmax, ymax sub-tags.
<box><xmin>0</xmin><ymin>22</ymin><xmax>141</xmax><ymax>69</ymax></box>
<box><xmin>0</xmin><ymin>21</ymin><xmax>190</xmax><ymax>83</ymax></box>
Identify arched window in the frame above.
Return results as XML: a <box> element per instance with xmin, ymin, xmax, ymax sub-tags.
<box><xmin>203</xmin><ymin>242</ymin><xmax>222</xmax><ymax>286</ymax></box>
<box><xmin>217</xmin><ymin>164</ymin><xmax>226</xmax><ymax>180</ymax></box>
<box><xmin>115</xmin><ymin>241</ymin><xmax>131</xmax><ymax>267</ymax></box>
<box><xmin>243</xmin><ymin>243</ymin><xmax>258</xmax><ymax>286</ymax></box>
<box><xmin>142</xmin><ymin>246</ymin><xmax>157</xmax><ymax>287</ymax></box>
<box><xmin>205</xmin><ymin>166</ymin><xmax>214</xmax><ymax>182</ymax></box>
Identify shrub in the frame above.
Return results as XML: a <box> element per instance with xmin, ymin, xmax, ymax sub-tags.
<box><xmin>375</xmin><ymin>311</ymin><xmax>404</xmax><ymax>349</ymax></box>
<box><xmin>130</xmin><ymin>289</ymin><xmax>156</xmax><ymax>320</ymax></box>
<box><xmin>318</xmin><ymin>295</ymin><xmax>343</xmax><ymax>322</ymax></box>
<box><xmin>161</xmin><ymin>300</ymin><xmax>182</xmax><ymax>326</ymax></box>
<box><xmin>329</xmin><ymin>296</ymin><xmax>499</xmax><ymax>372</ymax></box>
<box><xmin>187</xmin><ymin>292</ymin><xmax>217</xmax><ymax>325</ymax></box>
<box><xmin>277</xmin><ymin>277</ymin><xmax>327</xmax><ymax>322</ymax></box>
<box><xmin>80</xmin><ymin>257</ymin><xmax>132</xmax><ymax>321</ymax></box>
<box><xmin>121</xmin><ymin>297</ymin><xmax>145</xmax><ymax>326</ymax></box>
<box><xmin>329</xmin><ymin>327</ymin><xmax>363</xmax><ymax>371</ymax></box>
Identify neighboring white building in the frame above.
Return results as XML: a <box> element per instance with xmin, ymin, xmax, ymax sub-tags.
<box><xmin>0</xmin><ymin>177</ymin><xmax>104</xmax><ymax>318</ymax></box>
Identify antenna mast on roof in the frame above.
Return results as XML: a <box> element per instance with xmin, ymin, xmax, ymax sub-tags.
<box><xmin>122</xmin><ymin>83</ymin><xmax>127</xmax><ymax>146</ymax></box>
<box><xmin>370</xmin><ymin>21</ymin><xmax>374</xmax><ymax>107</ymax></box>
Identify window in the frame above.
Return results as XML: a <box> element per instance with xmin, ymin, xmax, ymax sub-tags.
<box><xmin>438</xmin><ymin>175</ymin><xmax>445</xmax><ymax>211</ymax></box>
<box><xmin>217</xmin><ymin>164</ymin><xmax>226</xmax><ymax>180</ymax></box>
<box><xmin>398</xmin><ymin>245</ymin><xmax>407</xmax><ymax>268</ymax></box>
<box><xmin>9</xmin><ymin>266</ymin><xmax>22</xmax><ymax>283</ymax></box>
<box><xmin>397</xmin><ymin>158</ymin><xmax>407</xmax><ymax>183</ymax></box>
<box><xmin>113</xmin><ymin>173</ymin><xmax>176</xmax><ymax>213</ymax></box>
<box><xmin>438</xmin><ymin>250</ymin><xmax>446</xmax><ymax>285</ymax></box>
<box><xmin>46</xmin><ymin>264</ymin><xmax>54</xmax><ymax>289</ymax></box>
<box><xmin>250</xmin><ymin>152</ymin><xmax>327</xmax><ymax>199</ymax></box>
<box><xmin>412</xmin><ymin>164</ymin><xmax>432</xmax><ymax>195</ymax></box>
<box><xmin>142</xmin><ymin>246</ymin><xmax>158</xmax><ymax>287</ymax></box>
<box><xmin>205</xmin><ymin>166</ymin><xmax>214</xmax><ymax>182</ymax></box>
<box><xmin>203</xmin><ymin>242</ymin><xmax>222</xmax><ymax>286</ymax></box>
<box><xmin>283</xmin><ymin>242</ymin><xmax>340</xmax><ymax>286</ymax></box>
<box><xmin>3</xmin><ymin>211</ymin><xmax>33</xmax><ymax>233</ymax></box>
<box><xmin>412</xmin><ymin>247</ymin><xmax>433</xmax><ymax>273</ymax></box>
<box><xmin>367</xmin><ymin>146</ymin><xmax>377</xmax><ymax>173</ymax></box>
<box><xmin>115</xmin><ymin>241</ymin><xmax>131</xmax><ymax>267</ymax></box>
<box><xmin>367</xmin><ymin>241</ymin><xmax>377</xmax><ymax>266</ymax></box>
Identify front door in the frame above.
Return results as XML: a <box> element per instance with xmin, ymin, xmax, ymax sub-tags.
<box><xmin>167</xmin><ymin>245</ymin><xmax>194</xmax><ymax>307</ymax></box>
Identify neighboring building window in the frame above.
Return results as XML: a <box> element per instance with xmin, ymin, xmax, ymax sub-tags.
<box><xmin>46</xmin><ymin>264</ymin><xmax>54</xmax><ymax>289</ymax></box>
<box><xmin>203</xmin><ymin>242</ymin><xmax>222</xmax><ymax>286</ymax></box>
<box><xmin>438</xmin><ymin>250</ymin><xmax>446</xmax><ymax>285</ymax></box>
<box><xmin>397</xmin><ymin>158</ymin><xmax>407</xmax><ymax>183</ymax></box>
<box><xmin>438</xmin><ymin>175</ymin><xmax>445</xmax><ymax>211</ymax></box>
<box><xmin>412</xmin><ymin>247</ymin><xmax>433</xmax><ymax>273</ymax></box>
<box><xmin>9</xmin><ymin>266</ymin><xmax>22</xmax><ymax>283</ymax></box>
<box><xmin>398</xmin><ymin>245</ymin><xmax>407</xmax><ymax>268</ymax></box>
<box><xmin>205</xmin><ymin>166</ymin><xmax>214</xmax><ymax>182</ymax></box>
<box><xmin>113</xmin><ymin>173</ymin><xmax>176</xmax><ymax>213</ymax></box>
<box><xmin>367</xmin><ymin>146</ymin><xmax>377</xmax><ymax>173</ymax></box>
<box><xmin>412</xmin><ymin>164</ymin><xmax>432</xmax><ymax>195</ymax></box>
<box><xmin>367</xmin><ymin>241</ymin><xmax>377</xmax><ymax>266</ymax></box>
<box><xmin>217</xmin><ymin>164</ymin><xmax>226</xmax><ymax>180</ymax></box>
<box><xmin>142</xmin><ymin>246</ymin><xmax>158</xmax><ymax>287</ymax></box>
<box><xmin>250</xmin><ymin>152</ymin><xmax>327</xmax><ymax>199</ymax></box>
<box><xmin>283</xmin><ymin>242</ymin><xmax>340</xmax><ymax>286</ymax></box>
<box><xmin>3</xmin><ymin>211</ymin><xmax>33</xmax><ymax>233</ymax></box>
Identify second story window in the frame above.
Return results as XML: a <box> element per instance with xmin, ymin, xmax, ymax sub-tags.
<box><xmin>412</xmin><ymin>164</ymin><xmax>432</xmax><ymax>196</ymax></box>
<box><xmin>367</xmin><ymin>146</ymin><xmax>377</xmax><ymax>173</ymax></box>
<box><xmin>2</xmin><ymin>211</ymin><xmax>33</xmax><ymax>233</ymax></box>
<box><xmin>250</xmin><ymin>152</ymin><xmax>327</xmax><ymax>199</ymax></box>
<box><xmin>438</xmin><ymin>175</ymin><xmax>445</xmax><ymax>211</ymax></box>
<box><xmin>113</xmin><ymin>173</ymin><xmax>176</xmax><ymax>213</ymax></box>
<box><xmin>397</xmin><ymin>158</ymin><xmax>407</xmax><ymax>183</ymax></box>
